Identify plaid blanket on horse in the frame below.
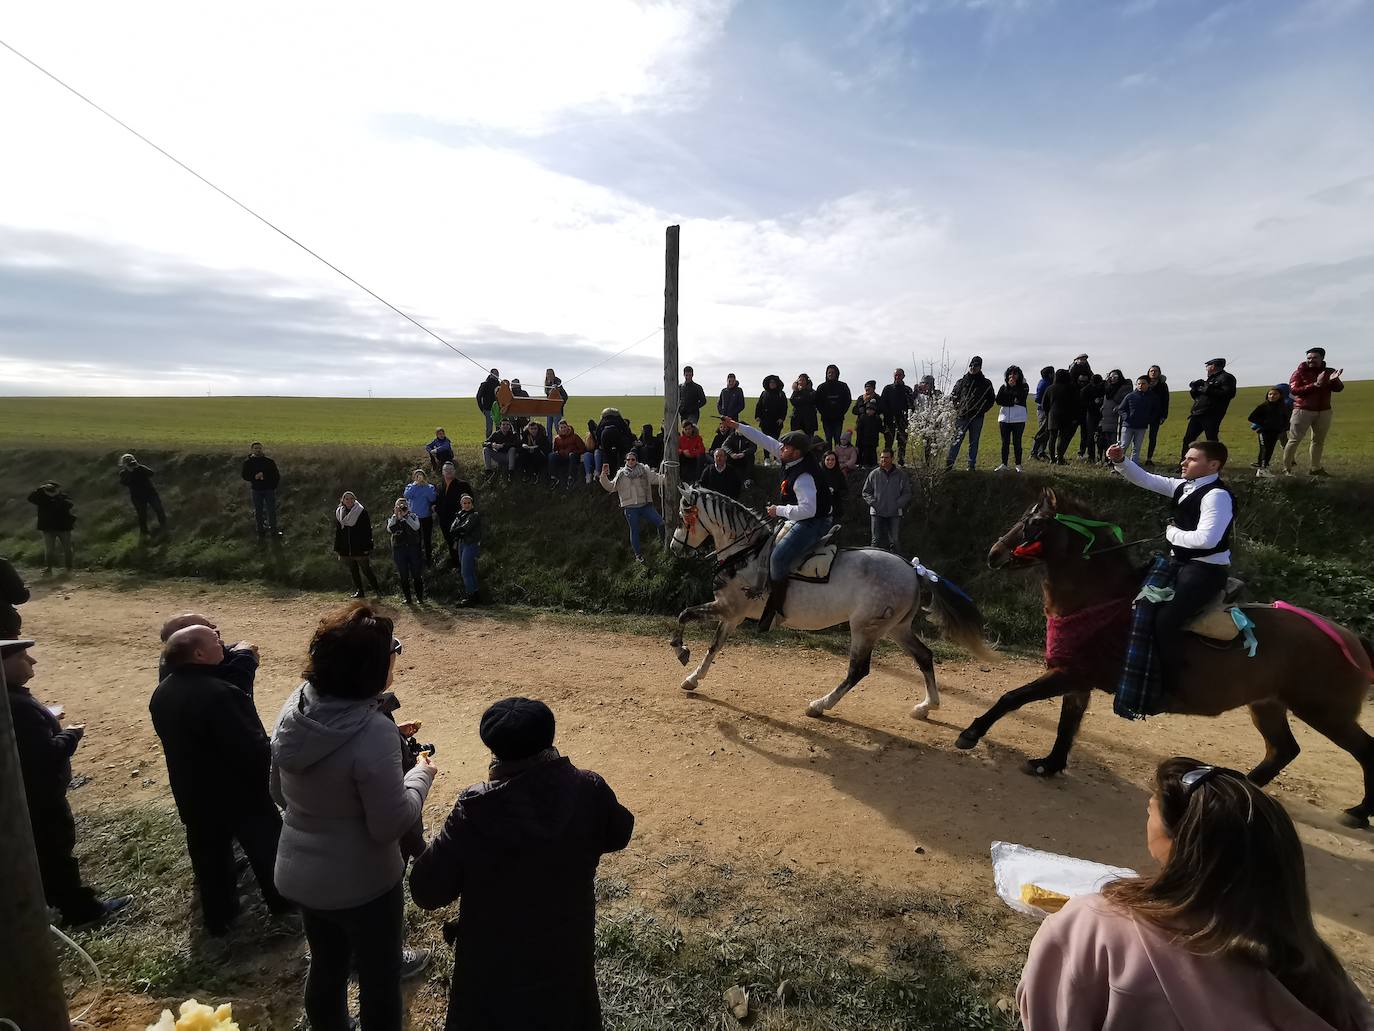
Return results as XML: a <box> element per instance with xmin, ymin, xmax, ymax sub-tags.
<box><xmin>1114</xmin><ymin>555</ymin><xmax>1177</xmax><ymax>720</ymax></box>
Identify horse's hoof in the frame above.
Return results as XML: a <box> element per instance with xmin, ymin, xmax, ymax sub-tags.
<box><xmin>911</xmin><ymin>703</ymin><xmax>931</xmax><ymax>721</ymax></box>
<box><xmin>954</xmin><ymin>730</ymin><xmax>979</xmax><ymax>750</ymax></box>
<box><xmin>674</xmin><ymin>648</ymin><xmax>691</xmax><ymax>666</ymax></box>
<box><xmin>680</xmin><ymin>677</ymin><xmax>698</xmax><ymax>692</ymax></box>
<box><xmin>1022</xmin><ymin>757</ymin><xmax>1064</xmax><ymax>778</ymax></box>
<box><xmin>806</xmin><ymin>701</ymin><xmax>827</xmax><ymax>718</ymax></box>
<box><xmin>1339</xmin><ymin>808</ymin><xmax>1370</xmax><ymax>830</ymax></box>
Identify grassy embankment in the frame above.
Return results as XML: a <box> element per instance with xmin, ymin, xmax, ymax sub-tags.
<box><xmin>2</xmin><ymin>384</ymin><xmax>1373</xmax><ymax>647</ymax></box>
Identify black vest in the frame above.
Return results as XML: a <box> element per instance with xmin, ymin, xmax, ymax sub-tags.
<box><xmin>1170</xmin><ymin>479</ymin><xmax>1233</xmax><ymax>561</ymax></box>
<box><xmin>780</xmin><ymin>455</ymin><xmax>831</xmax><ymax>522</ymax></box>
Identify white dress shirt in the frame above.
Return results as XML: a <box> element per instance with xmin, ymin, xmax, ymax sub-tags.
<box><xmin>732</xmin><ymin>423</ymin><xmax>817</xmax><ymax>521</ymax></box>
<box><xmin>1112</xmin><ymin>459</ymin><xmax>1231</xmax><ymax>564</ymax></box>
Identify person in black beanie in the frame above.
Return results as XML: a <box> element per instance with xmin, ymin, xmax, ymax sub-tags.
<box><xmin>411</xmin><ymin>697</ymin><xmax>634</xmax><ymax>1031</ymax></box>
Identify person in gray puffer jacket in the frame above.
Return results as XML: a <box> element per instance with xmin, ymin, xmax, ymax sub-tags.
<box><xmin>270</xmin><ymin>601</ymin><xmax>436</xmax><ymax>1031</ymax></box>
<box><xmin>599</xmin><ymin>451</ymin><xmax>666</xmax><ymax>562</ymax></box>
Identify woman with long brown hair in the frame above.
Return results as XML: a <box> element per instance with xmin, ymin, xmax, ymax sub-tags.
<box><xmin>1019</xmin><ymin>757</ymin><xmax>1373</xmax><ymax>1030</ymax></box>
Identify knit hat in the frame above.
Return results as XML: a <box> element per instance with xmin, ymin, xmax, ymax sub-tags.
<box><xmin>968</xmin><ymin>356</ymin><xmax>983</xmax><ymax>368</ymax></box>
<box><xmin>479</xmin><ymin>697</ymin><xmax>555</xmax><ymax>761</ymax></box>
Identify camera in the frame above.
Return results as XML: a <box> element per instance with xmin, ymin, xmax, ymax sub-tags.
<box><xmin>404</xmin><ymin>735</ymin><xmax>437</xmax><ymax>760</ymax></box>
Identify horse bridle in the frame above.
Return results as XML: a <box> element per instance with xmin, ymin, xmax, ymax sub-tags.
<box><xmin>1014</xmin><ymin>511</ymin><xmax>1161</xmax><ymax>561</ymax></box>
<box><xmin>678</xmin><ymin>499</ymin><xmax>776</xmax><ymax>569</ymax></box>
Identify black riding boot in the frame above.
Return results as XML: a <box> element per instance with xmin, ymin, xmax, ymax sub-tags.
<box><xmin>757</xmin><ymin>577</ymin><xmax>791</xmax><ymax>634</ymax></box>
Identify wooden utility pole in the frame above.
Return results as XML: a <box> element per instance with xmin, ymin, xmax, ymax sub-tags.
<box><xmin>0</xmin><ymin>642</ymin><xmax>72</xmax><ymax>1030</ymax></box>
<box><xmin>661</xmin><ymin>225</ymin><xmax>681</xmax><ymax>536</ymax></box>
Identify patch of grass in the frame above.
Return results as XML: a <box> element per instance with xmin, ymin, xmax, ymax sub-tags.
<box><xmin>4</xmin><ymin>403</ymin><xmax>1373</xmax><ymax>654</ymax></box>
<box><xmin>61</xmin><ymin>802</ymin><xmax>1028</xmax><ymax>1029</ymax></box>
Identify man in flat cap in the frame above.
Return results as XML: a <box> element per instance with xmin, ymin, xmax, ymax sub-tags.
<box><xmin>1182</xmin><ymin>357</ymin><xmax>1237</xmax><ymax>457</ymax></box>
<box><xmin>411</xmin><ymin>697</ymin><xmax>634</xmax><ymax>1031</ymax></box>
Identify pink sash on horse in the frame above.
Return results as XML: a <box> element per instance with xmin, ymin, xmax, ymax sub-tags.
<box><xmin>1272</xmin><ymin>601</ymin><xmax>1370</xmax><ymax>678</ymax></box>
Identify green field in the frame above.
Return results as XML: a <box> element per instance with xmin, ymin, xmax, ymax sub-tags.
<box><xmin>2</xmin><ymin>383</ymin><xmax>1370</xmax><ymax>472</ymax></box>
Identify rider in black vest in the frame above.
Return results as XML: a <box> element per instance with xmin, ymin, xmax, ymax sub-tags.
<box><xmin>720</xmin><ymin>416</ymin><xmax>831</xmax><ymax>633</ymax></box>
<box><xmin>1107</xmin><ymin>439</ymin><xmax>1234</xmax><ymax>675</ymax></box>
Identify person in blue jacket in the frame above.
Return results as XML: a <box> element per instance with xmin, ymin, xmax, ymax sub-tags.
<box><xmin>403</xmin><ymin>469</ymin><xmax>440</xmax><ymax>566</ymax></box>
<box><xmin>425</xmin><ymin>429</ymin><xmax>455</xmax><ymax>476</ymax></box>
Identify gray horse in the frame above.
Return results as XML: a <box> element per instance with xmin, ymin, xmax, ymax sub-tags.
<box><xmin>669</xmin><ymin>484</ymin><xmax>993</xmax><ymax>719</ymax></box>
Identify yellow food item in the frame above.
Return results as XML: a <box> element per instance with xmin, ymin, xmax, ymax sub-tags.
<box><xmin>1020</xmin><ymin>883</ymin><xmax>1070</xmax><ymax>913</ymax></box>
<box><xmin>146</xmin><ymin>1000</ymin><xmax>240</xmax><ymax>1031</ymax></box>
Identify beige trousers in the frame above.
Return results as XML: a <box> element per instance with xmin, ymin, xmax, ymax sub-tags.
<box><xmin>1282</xmin><ymin>407</ymin><xmax>1333</xmax><ymax>472</ymax></box>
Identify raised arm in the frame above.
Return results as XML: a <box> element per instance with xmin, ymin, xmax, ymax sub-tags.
<box><xmin>1110</xmin><ymin>455</ymin><xmax>1182</xmax><ymax>498</ymax></box>
<box><xmin>728</xmin><ymin>420</ymin><xmax>783</xmax><ymax>459</ymax></box>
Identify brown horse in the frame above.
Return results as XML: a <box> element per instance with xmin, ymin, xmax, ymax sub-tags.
<box><xmin>954</xmin><ymin>487</ymin><xmax>1374</xmax><ymax>828</ymax></box>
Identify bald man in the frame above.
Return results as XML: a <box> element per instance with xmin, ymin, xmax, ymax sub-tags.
<box><xmin>150</xmin><ymin>625</ymin><xmax>293</xmax><ymax>934</ymax></box>
<box><xmin>157</xmin><ymin>612</ymin><xmax>258</xmax><ymax>697</ymax></box>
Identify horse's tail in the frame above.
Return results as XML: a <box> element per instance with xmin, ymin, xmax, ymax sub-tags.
<box><xmin>915</xmin><ymin>562</ymin><xmax>997</xmax><ymax>662</ymax></box>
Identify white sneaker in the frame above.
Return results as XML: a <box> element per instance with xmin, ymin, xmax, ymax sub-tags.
<box><xmin>1015</xmin><ymin>465</ymin><xmax>1023</xmax><ymax>473</ymax></box>
<box><xmin>994</xmin><ymin>463</ymin><xmax>1008</xmax><ymax>471</ymax></box>
<box><xmin>1256</xmin><ymin>467</ymin><xmax>1274</xmax><ymax>478</ymax></box>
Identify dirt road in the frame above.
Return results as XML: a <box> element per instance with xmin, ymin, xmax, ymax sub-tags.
<box><xmin>19</xmin><ymin>579</ymin><xmax>1374</xmax><ymax>995</ymax></box>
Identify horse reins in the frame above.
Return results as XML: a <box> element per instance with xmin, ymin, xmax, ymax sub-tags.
<box><xmin>1015</xmin><ymin>513</ymin><xmax>1162</xmax><ymax>561</ymax></box>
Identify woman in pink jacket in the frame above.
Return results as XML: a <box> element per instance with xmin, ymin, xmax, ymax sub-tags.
<box><xmin>1019</xmin><ymin>757</ymin><xmax>1373</xmax><ymax>1031</ymax></box>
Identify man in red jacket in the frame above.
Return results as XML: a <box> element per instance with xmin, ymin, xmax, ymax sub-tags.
<box><xmin>1282</xmin><ymin>347</ymin><xmax>1344</xmax><ymax>477</ymax></box>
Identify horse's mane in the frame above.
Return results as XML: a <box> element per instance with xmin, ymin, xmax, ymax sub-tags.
<box><xmin>1045</xmin><ymin>488</ymin><xmax>1096</xmax><ymax>517</ymax></box>
<box><xmin>685</xmin><ymin>485</ymin><xmax>769</xmax><ymax>531</ymax></box>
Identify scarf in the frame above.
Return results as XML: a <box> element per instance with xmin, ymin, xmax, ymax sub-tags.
<box><xmin>336</xmin><ymin>502</ymin><xmax>364</xmax><ymax>528</ymax></box>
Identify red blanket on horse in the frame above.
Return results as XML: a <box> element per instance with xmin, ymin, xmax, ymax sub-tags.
<box><xmin>1045</xmin><ymin>596</ymin><xmax>1134</xmax><ymax>681</ymax></box>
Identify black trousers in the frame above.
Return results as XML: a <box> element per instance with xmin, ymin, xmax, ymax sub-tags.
<box><xmin>1181</xmin><ymin>413</ymin><xmax>1222</xmax><ymax>455</ymax></box>
<box><xmin>418</xmin><ymin>516</ymin><xmax>434</xmax><ymax>564</ymax></box>
<box><xmin>1153</xmin><ymin>560</ymin><xmax>1229</xmax><ymax>676</ymax></box>
<box><xmin>344</xmin><ymin>558</ymin><xmax>382</xmax><ymax>594</ymax></box>
<box><xmin>1030</xmin><ymin>416</ymin><xmax>1049</xmax><ymax>457</ymax></box>
<box><xmin>821</xmin><ymin>415</ymin><xmax>845</xmax><ymax>448</ymax></box>
<box><xmin>1257</xmin><ymin>431</ymin><xmax>1279</xmax><ymax>467</ymax></box>
<box><xmin>438</xmin><ymin>514</ymin><xmax>457</xmax><ymax>559</ymax></box>
<box><xmin>33</xmin><ymin>802</ymin><xmax>104</xmax><ymax>924</ymax></box>
<box><xmin>883</xmin><ymin>420</ymin><xmax>909</xmax><ymax>464</ymax></box>
<box><xmin>1146</xmin><ymin>420</ymin><xmax>1163</xmax><ymax>460</ymax></box>
<box><xmin>301</xmin><ymin>881</ymin><xmax>404</xmax><ymax>1031</ymax></box>
<box><xmin>999</xmin><ymin>422</ymin><xmax>1025</xmax><ymax>464</ymax></box>
<box><xmin>132</xmin><ymin>493</ymin><xmax>167</xmax><ymax>535</ymax></box>
<box><xmin>184</xmin><ymin>798</ymin><xmax>289</xmax><ymax>933</ymax></box>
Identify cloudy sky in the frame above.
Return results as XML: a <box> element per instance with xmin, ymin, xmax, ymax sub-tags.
<box><xmin>2</xmin><ymin>0</ymin><xmax>1371</xmax><ymax>397</ymax></box>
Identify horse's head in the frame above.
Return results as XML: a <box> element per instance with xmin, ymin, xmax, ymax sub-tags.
<box><xmin>989</xmin><ymin>488</ymin><xmax>1067</xmax><ymax>569</ymax></box>
<box><xmin>671</xmin><ymin>485</ymin><xmax>711</xmax><ymax>556</ymax></box>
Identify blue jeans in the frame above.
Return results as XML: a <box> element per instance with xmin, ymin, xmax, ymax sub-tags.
<box><xmin>770</xmin><ymin>516</ymin><xmax>832</xmax><ymax>580</ymax></box>
<box><xmin>251</xmin><ymin>490</ymin><xmax>278</xmax><ymax>534</ymax></box>
<box><xmin>459</xmin><ymin>543</ymin><xmax>480</xmax><ymax>595</ymax></box>
<box><xmin>947</xmin><ymin>416</ymin><xmax>984</xmax><ymax>469</ymax></box>
<box><xmin>1121</xmin><ymin>426</ymin><xmax>1147</xmax><ymax>463</ymax></box>
<box><xmin>582</xmin><ymin>450</ymin><xmax>602</xmax><ymax>479</ymax></box>
<box><xmin>624</xmin><ymin>504</ymin><xmax>665</xmax><ymax>557</ymax></box>
<box><xmin>392</xmin><ymin>546</ymin><xmax>424</xmax><ymax>598</ymax></box>
<box><xmin>870</xmin><ymin>514</ymin><xmax>901</xmax><ymax>552</ymax></box>
<box><xmin>483</xmin><ymin>410</ymin><xmax>494</xmax><ymax>438</ymax></box>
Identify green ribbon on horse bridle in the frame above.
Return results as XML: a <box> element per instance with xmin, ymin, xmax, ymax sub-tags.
<box><xmin>1053</xmin><ymin>513</ymin><xmax>1125</xmax><ymax>556</ymax></box>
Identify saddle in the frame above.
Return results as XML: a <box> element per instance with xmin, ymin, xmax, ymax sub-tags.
<box><xmin>780</xmin><ymin>523</ymin><xmax>843</xmax><ymax>583</ymax></box>
<box><xmin>1183</xmin><ymin>577</ymin><xmax>1247</xmax><ymax>641</ymax></box>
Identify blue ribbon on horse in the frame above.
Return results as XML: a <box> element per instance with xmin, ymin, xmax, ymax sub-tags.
<box><xmin>1054</xmin><ymin>514</ymin><xmax>1125</xmax><ymax>556</ymax></box>
<box><xmin>1231</xmin><ymin>608</ymin><xmax>1259</xmax><ymax>658</ymax></box>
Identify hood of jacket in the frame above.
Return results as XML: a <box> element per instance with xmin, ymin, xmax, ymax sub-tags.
<box><xmin>459</xmin><ymin>753</ymin><xmax>582</xmax><ymax>846</ymax></box>
<box><xmin>271</xmin><ymin>682</ymin><xmax>382</xmax><ymax>773</ymax></box>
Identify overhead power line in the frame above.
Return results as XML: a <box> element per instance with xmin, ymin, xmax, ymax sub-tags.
<box><xmin>3</xmin><ymin>37</ymin><xmax>668</xmax><ymax>382</ymax></box>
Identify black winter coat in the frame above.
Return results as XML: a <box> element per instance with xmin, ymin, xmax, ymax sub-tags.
<box><xmin>436</xmin><ymin>477</ymin><xmax>474</xmax><ymax>529</ymax></box>
<box><xmin>950</xmin><ymin>373</ymin><xmax>995</xmax><ymax>421</ymax></box>
<box><xmin>1149</xmin><ymin>377</ymin><xmax>1170</xmax><ymax>421</ymax></box>
<box><xmin>241</xmin><ymin>455</ymin><xmax>281</xmax><ymax>492</ymax></box>
<box><xmin>698</xmin><ymin>462</ymin><xmax>742</xmax><ymax>499</ymax></box>
<box><xmin>815</xmin><ymin>379</ymin><xmax>853</xmax><ymax>421</ymax></box>
<box><xmin>0</xmin><ymin>556</ymin><xmax>27</xmax><ymax>637</ymax></box>
<box><xmin>1042</xmin><ymin>383</ymin><xmax>1084</xmax><ymax>426</ymax></box>
<box><xmin>755</xmin><ymin>389</ymin><xmax>788</xmax><ymax>428</ymax></box>
<box><xmin>9</xmin><ymin>685</ymin><xmax>82</xmax><ymax>819</ymax></box>
<box><xmin>410</xmin><ymin>754</ymin><xmax>634</xmax><ymax>1031</ymax></box>
<box><xmin>678</xmin><ymin>380</ymin><xmax>707</xmax><ymax>418</ymax></box>
<box><xmin>1247</xmin><ymin>400</ymin><xmax>1289</xmax><ymax>436</ymax></box>
<box><xmin>789</xmin><ymin>387</ymin><xmax>818</xmax><ymax>432</ymax></box>
<box><xmin>333</xmin><ymin>506</ymin><xmax>375</xmax><ymax>558</ymax></box>
<box><xmin>1189</xmin><ymin>370</ymin><xmax>1238</xmax><ymax>417</ymax></box>
<box><xmin>995</xmin><ymin>382</ymin><xmax>1030</xmax><ymax>409</ymax></box>
<box><xmin>476</xmin><ymin>375</ymin><xmax>500</xmax><ymax>412</ymax></box>
<box><xmin>149</xmin><ymin>666</ymin><xmax>273</xmax><ymax>825</ymax></box>
<box><xmin>28</xmin><ymin>489</ymin><xmax>76</xmax><ymax>532</ymax></box>
<box><xmin>880</xmin><ymin>382</ymin><xmax>915</xmax><ymax>427</ymax></box>
<box><xmin>119</xmin><ymin>464</ymin><xmax>159</xmax><ymax>500</ymax></box>
<box><xmin>451</xmin><ymin>509</ymin><xmax>481</xmax><ymax>545</ymax></box>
